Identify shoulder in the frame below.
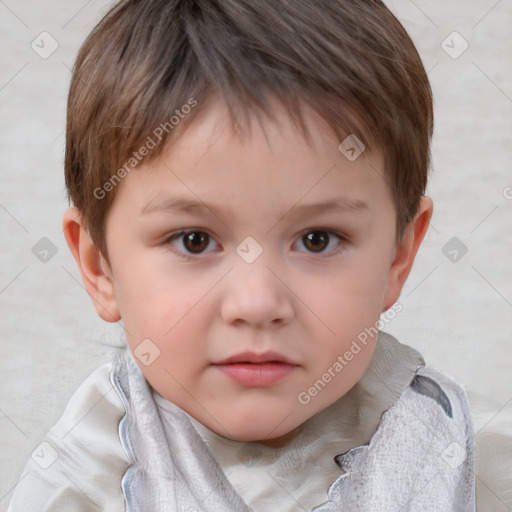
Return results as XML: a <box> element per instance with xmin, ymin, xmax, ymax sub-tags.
<box><xmin>8</xmin><ymin>363</ymin><xmax>130</xmax><ymax>512</ymax></box>
<box><xmin>405</xmin><ymin>366</ymin><xmax>473</xmax><ymax>430</ymax></box>
<box><xmin>376</xmin><ymin>365</ymin><xmax>475</xmax><ymax>473</ymax></box>
<box><xmin>328</xmin><ymin>365</ymin><xmax>476</xmax><ymax>511</ymax></box>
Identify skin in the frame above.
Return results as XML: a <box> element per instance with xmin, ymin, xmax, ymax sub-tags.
<box><xmin>63</xmin><ymin>97</ymin><xmax>432</xmax><ymax>445</ymax></box>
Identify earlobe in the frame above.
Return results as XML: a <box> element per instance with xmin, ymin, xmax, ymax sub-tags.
<box><xmin>62</xmin><ymin>207</ymin><xmax>121</xmax><ymax>322</ymax></box>
<box><xmin>382</xmin><ymin>197</ymin><xmax>433</xmax><ymax>311</ymax></box>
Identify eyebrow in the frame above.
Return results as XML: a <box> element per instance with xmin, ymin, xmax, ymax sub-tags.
<box><xmin>141</xmin><ymin>195</ymin><xmax>369</xmax><ymax>217</ymax></box>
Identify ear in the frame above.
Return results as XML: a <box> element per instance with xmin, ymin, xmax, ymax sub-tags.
<box><xmin>382</xmin><ymin>196</ymin><xmax>433</xmax><ymax>311</ymax></box>
<box><xmin>62</xmin><ymin>207</ymin><xmax>121</xmax><ymax>322</ymax></box>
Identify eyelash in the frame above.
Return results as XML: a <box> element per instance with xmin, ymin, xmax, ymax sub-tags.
<box><xmin>162</xmin><ymin>229</ymin><xmax>348</xmax><ymax>261</ymax></box>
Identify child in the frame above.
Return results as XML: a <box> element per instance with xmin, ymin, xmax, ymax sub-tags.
<box><xmin>8</xmin><ymin>0</ymin><xmax>476</xmax><ymax>510</ymax></box>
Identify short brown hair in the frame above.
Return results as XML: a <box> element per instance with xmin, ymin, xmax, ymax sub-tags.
<box><xmin>65</xmin><ymin>0</ymin><xmax>433</xmax><ymax>262</ymax></box>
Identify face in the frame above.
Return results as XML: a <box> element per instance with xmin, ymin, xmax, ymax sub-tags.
<box><xmin>101</xmin><ymin>98</ymin><xmax>403</xmax><ymax>443</ymax></box>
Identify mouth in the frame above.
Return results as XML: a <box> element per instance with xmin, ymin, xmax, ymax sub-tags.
<box><xmin>213</xmin><ymin>350</ymin><xmax>297</xmax><ymax>365</ymax></box>
<box><xmin>212</xmin><ymin>351</ymin><xmax>299</xmax><ymax>387</ymax></box>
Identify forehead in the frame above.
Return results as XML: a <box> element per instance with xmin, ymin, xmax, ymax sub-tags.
<box><xmin>111</xmin><ymin>96</ymin><xmax>392</xmax><ymax>221</ymax></box>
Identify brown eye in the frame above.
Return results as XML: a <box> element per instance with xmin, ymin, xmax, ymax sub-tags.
<box><xmin>303</xmin><ymin>231</ymin><xmax>330</xmax><ymax>252</ymax></box>
<box><xmin>182</xmin><ymin>231</ymin><xmax>210</xmax><ymax>253</ymax></box>
<box><xmin>165</xmin><ymin>230</ymin><xmax>219</xmax><ymax>259</ymax></box>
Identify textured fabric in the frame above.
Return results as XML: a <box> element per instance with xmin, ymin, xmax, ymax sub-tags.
<box><xmin>315</xmin><ymin>367</ymin><xmax>476</xmax><ymax>511</ymax></box>
<box><xmin>7</xmin><ymin>332</ymin><xmax>476</xmax><ymax>511</ymax></box>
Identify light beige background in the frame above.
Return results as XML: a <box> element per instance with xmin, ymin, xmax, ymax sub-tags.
<box><xmin>1</xmin><ymin>0</ymin><xmax>511</xmax><ymax>510</ymax></box>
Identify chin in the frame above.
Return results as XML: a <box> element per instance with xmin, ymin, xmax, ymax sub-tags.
<box><xmin>222</xmin><ymin>428</ymin><xmax>292</xmax><ymax>443</ymax></box>
<box><xmin>212</xmin><ymin>422</ymin><xmax>275</xmax><ymax>442</ymax></box>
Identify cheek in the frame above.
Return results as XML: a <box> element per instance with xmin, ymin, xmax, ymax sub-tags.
<box><xmin>112</xmin><ymin>264</ymin><xmax>213</xmax><ymax>359</ymax></box>
<box><xmin>305</xmin><ymin>261</ymin><xmax>389</xmax><ymax>329</ymax></box>
<box><xmin>111</xmin><ymin>248</ymin><xmax>172</xmax><ymax>307</ymax></box>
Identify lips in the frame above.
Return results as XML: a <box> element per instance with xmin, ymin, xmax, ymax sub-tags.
<box><xmin>212</xmin><ymin>351</ymin><xmax>299</xmax><ymax>387</ymax></box>
<box><xmin>212</xmin><ymin>351</ymin><xmax>297</xmax><ymax>366</ymax></box>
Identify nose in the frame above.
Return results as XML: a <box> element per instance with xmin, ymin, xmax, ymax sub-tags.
<box><xmin>221</xmin><ymin>255</ymin><xmax>294</xmax><ymax>328</ymax></box>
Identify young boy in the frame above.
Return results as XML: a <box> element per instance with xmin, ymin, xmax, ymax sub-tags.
<box><xmin>8</xmin><ymin>0</ymin><xmax>476</xmax><ymax>510</ymax></box>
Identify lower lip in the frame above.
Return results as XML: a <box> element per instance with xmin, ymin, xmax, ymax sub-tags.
<box><xmin>213</xmin><ymin>362</ymin><xmax>298</xmax><ymax>387</ymax></box>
